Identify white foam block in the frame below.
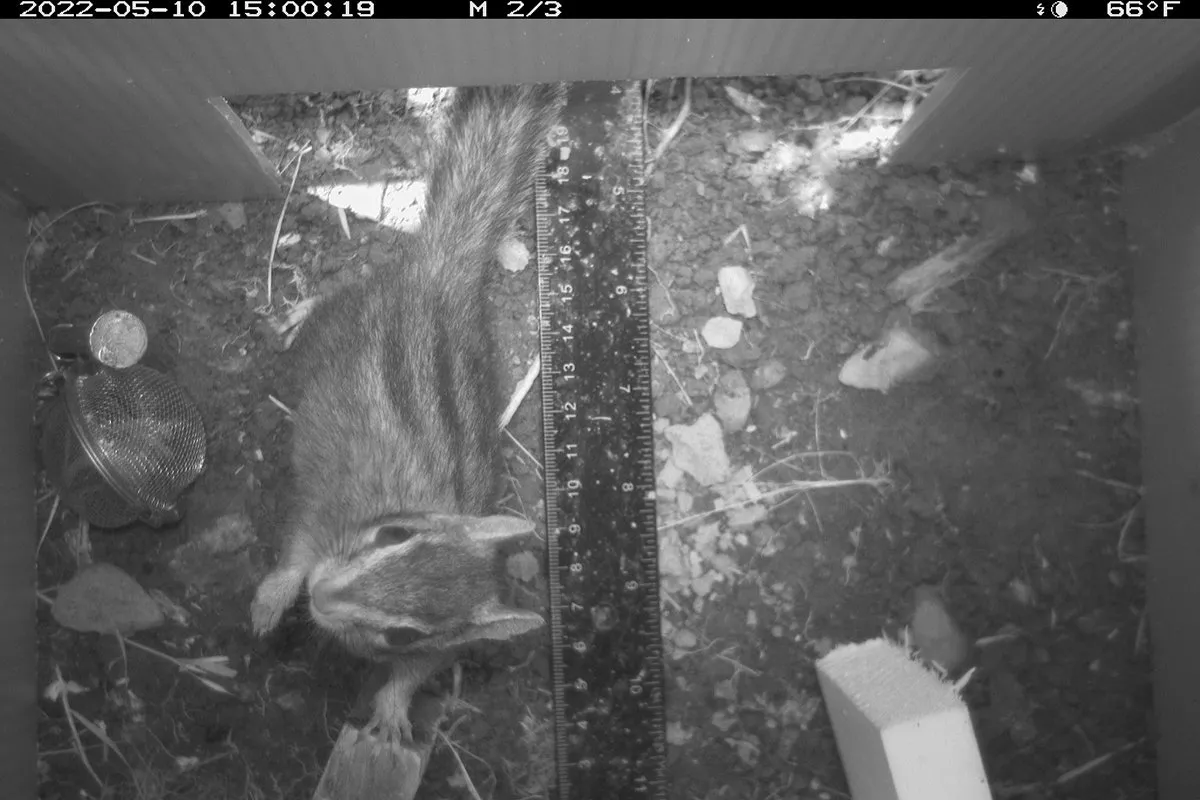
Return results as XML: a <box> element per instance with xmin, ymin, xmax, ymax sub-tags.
<box><xmin>816</xmin><ymin>638</ymin><xmax>992</xmax><ymax>800</ymax></box>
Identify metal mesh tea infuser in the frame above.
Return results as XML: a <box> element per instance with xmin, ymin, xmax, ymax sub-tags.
<box><xmin>39</xmin><ymin>310</ymin><xmax>208</xmax><ymax>529</ymax></box>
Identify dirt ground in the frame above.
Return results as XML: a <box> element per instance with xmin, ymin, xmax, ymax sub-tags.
<box><xmin>32</xmin><ymin>74</ymin><xmax>1152</xmax><ymax>800</ymax></box>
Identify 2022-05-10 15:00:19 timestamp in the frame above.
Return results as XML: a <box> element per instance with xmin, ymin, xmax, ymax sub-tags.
<box><xmin>17</xmin><ymin>0</ymin><xmax>376</xmax><ymax>17</ymax></box>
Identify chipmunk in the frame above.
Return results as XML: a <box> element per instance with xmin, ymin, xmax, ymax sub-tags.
<box><xmin>250</xmin><ymin>82</ymin><xmax>566</xmax><ymax>745</ymax></box>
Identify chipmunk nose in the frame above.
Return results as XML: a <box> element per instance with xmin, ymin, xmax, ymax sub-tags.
<box><xmin>310</xmin><ymin>580</ymin><xmax>335</xmax><ymax>615</ymax></box>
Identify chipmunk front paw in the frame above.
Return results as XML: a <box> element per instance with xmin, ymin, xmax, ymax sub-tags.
<box><xmin>363</xmin><ymin>705</ymin><xmax>414</xmax><ymax>749</ymax></box>
<box><xmin>250</xmin><ymin>567</ymin><xmax>305</xmax><ymax>636</ymax></box>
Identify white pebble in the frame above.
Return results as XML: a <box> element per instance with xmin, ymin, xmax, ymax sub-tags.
<box><xmin>718</xmin><ymin>266</ymin><xmax>758</xmax><ymax>318</ymax></box>
<box><xmin>701</xmin><ymin>317</ymin><xmax>744</xmax><ymax>349</ymax></box>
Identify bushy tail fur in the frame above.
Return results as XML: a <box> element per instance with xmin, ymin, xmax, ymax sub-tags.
<box><xmin>415</xmin><ymin>82</ymin><xmax>567</xmax><ymax>289</ymax></box>
<box><xmin>359</xmin><ymin>82</ymin><xmax>565</xmax><ymax>514</ymax></box>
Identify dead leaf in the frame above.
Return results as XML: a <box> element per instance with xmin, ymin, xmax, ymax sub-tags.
<box><xmin>52</xmin><ymin>562</ymin><xmax>164</xmax><ymax>635</ymax></box>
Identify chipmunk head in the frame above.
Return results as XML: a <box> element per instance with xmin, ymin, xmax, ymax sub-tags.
<box><xmin>306</xmin><ymin>512</ymin><xmax>544</xmax><ymax>659</ymax></box>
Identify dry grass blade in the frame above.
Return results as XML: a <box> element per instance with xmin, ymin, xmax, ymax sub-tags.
<box><xmin>263</xmin><ymin>145</ymin><xmax>312</xmax><ymax>311</ymax></box>
<box><xmin>121</xmin><ymin>638</ymin><xmax>236</xmax><ymax>694</ymax></box>
<box><xmin>437</xmin><ymin>731</ymin><xmax>484</xmax><ymax>800</ymax></box>
<box><xmin>23</xmin><ymin>200</ymin><xmax>108</xmax><ymax>358</ymax></box>
<box><xmin>69</xmin><ymin>709</ymin><xmax>133</xmax><ymax>773</ymax></box>
<box><xmin>36</xmin><ymin>492</ymin><xmax>61</xmax><ymax>559</ymax></box>
<box><xmin>503</xmin><ymin>428</ymin><xmax>543</xmax><ymax>476</ymax></box>
<box><xmin>52</xmin><ymin>665</ymin><xmax>103</xmax><ymax>789</ymax></box>
<box><xmin>661</xmin><ymin>471</ymin><xmax>891</xmax><ymax>531</ymax></box>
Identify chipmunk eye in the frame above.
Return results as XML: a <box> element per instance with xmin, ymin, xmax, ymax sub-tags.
<box><xmin>383</xmin><ymin>626</ymin><xmax>426</xmax><ymax>649</ymax></box>
<box><xmin>373</xmin><ymin>525</ymin><xmax>416</xmax><ymax>547</ymax></box>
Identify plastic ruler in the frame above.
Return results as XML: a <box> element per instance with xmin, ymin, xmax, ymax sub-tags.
<box><xmin>535</xmin><ymin>81</ymin><xmax>668</xmax><ymax>800</ymax></box>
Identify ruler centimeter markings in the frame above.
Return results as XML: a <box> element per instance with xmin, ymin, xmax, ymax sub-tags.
<box><xmin>536</xmin><ymin>81</ymin><xmax>667</xmax><ymax>800</ymax></box>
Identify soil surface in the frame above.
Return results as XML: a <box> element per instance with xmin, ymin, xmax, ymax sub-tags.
<box><xmin>32</xmin><ymin>74</ymin><xmax>1152</xmax><ymax>800</ymax></box>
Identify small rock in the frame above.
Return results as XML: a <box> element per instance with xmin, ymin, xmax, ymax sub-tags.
<box><xmin>842</xmin><ymin>95</ymin><xmax>868</xmax><ymax>114</ymax></box>
<box><xmin>52</xmin><ymin>563</ymin><xmax>165</xmax><ymax>635</ymax></box>
<box><xmin>750</xmin><ymin>359</ymin><xmax>787</xmax><ymax>390</ymax></box>
<box><xmin>875</xmin><ymin>234</ymin><xmax>899</xmax><ymax>257</ymax></box>
<box><xmin>506</xmin><ymin>551</ymin><xmax>540</xmax><ymax>583</ymax></box>
<box><xmin>497</xmin><ymin>237</ymin><xmax>530</xmax><ymax>273</ymax></box>
<box><xmin>713</xmin><ymin>370</ymin><xmax>752</xmax><ymax>432</ymax></box>
<box><xmin>724</xmin><ymin>85</ymin><xmax>767</xmax><ymax>120</ymax></box>
<box><xmin>274</xmin><ymin>691</ymin><xmax>308</xmax><ymax>718</ymax></box>
<box><xmin>910</xmin><ymin>585</ymin><xmax>970</xmax><ymax>673</ymax></box>
<box><xmin>673</xmin><ymin>628</ymin><xmax>698</xmax><ymax>650</ymax></box>
<box><xmin>1064</xmin><ymin>378</ymin><xmax>1137</xmax><ymax>412</ymax></box>
<box><xmin>838</xmin><ymin>323</ymin><xmax>938</xmax><ymax>393</ymax></box>
<box><xmin>658</xmin><ymin>533</ymin><xmax>689</xmax><ymax>584</ymax></box>
<box><xmin>675</xmin><ymin>490</ymin><xmax>694</xmax><ymax>514</ymax></box>
<box><xmin>215</xmin><ymin>202</ymin><xmax>246</xmax><ymax>231</ymax></box>
<box><xmin>712</xmin><ymin>710</ymin><xmax>738</xmax><ymax>732</ymax></box>
<box><xmin>1008</xmin><ymin>578</ymin><xmax>1036</xmax><ymax>607</ymax></box>
<box><xmin>701</xmin><ymin>317</ymin><xmax>744</xmax><ymax>349</ymax></box>
<box><xmin>666</xmin><ymin>721</ymin><xmax>694</xmax><ymax>746</ymax></box>
<box><xmin>758</xmin><ymin>142</ymin><xmax>810</xmax><ymax>176</ymax></box>
<box><xmin>726</xmin><ymin>504</ymin><xmax>768</xmax><ymax>529</ymax></box>
<box><xmin>193</xmin><ymin>505</ymin><xmax>255</xmax><ymax>555</ymax></box>
<box><xmin>717</xmin><ymin>266</ymin><xmax>758</xmax><ymax>318</ymax></box>
<box><xmin>657</xmin><ymin>459</ymin><xmax>684</xmax><ymax>490</ymax></box>
<box><xmin>276</xmin><ymin>232</ymin><xmax>302</xmax><ymax>250</ymax></box>
<box><xmin>692</xmin><ymin>572</ymin><xmax>717</xmax><ymax>598</ymax></box>
<box><xmin>727</xmin><ymin>735</ymin><xmax>761</xmax><ymax>767</ymax></box>
<box><xmin>798</xmin><ymin>77</ymin><xmax>824</xmax><ymax>102</ymax></box>
<box><xmin>732</xmin><ymin>130</ymin><xmax>775</xmax><ymax>154</ymax></box>
<box><xmin>665</xmin><ymin>413</ymin><xmax>731</xmax><ymax>487</ymax></box>
<box><xmin>654</xmin><ymin>393</ymin><xmax>686</xmax><ymax>421</ymax></box>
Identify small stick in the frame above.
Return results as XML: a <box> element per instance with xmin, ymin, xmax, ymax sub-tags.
<box><xmin>647</xmin><ymin>77</ymin><xmax>692</xmax><ymax>177</ymax></box>
<box><xmin>130</xmin><ymin>211</ymin><xmax>207</xmax><ymax>225</ymax></box>
<box><xmin>499</xmin><ymin>355</ymin><xmax>540</xmax><ymax>431</ymax></box>
<box><xmin>722</xmin><ymin>224</ymin><xmax>752</xmax><ymax>251</ymax></box>
<box><xmin>437</xmin><ymin>731</ymin><xmax>484</xmax><ymax>800</ymax></box>
<box><xmin>1117</xmin><ymin>501</ymin><xmax>1145</xmax><ymax>564</ymax></box>
<box><xmin>503</xmin><ymin>428</ymin><xmax>543</xmax><ymax>474</ymax></box>
<box><xmin>1044</xmin><ymin>293</ymin><xmax>1075</xmax><ymax>360</ymax></box>
<box><xmin>1075</xmin><ymin>470</ymin><xmax>1142</xmax><ymax>494</ymax></box>
<box><xmin>652</xmin><ymin>346</ymin><xmax>692</xmax><ymax>407</ymax></box>
<box><xmin>267</xmin><ymin>394</ymin><xmax>295</xmax><ymax>417</ymax></box>
<box><xmin>36</xmin><ymin>493</ymin><xmax>60</xmax><ymax>559</ymax></box>
<box><xmin>264</xmin><ymin>145</ymin><xmax>311</xmax><ymax>311</ymax></box>
<box><xmin>336</xmin><ymin>206</ymin><xmax>351</xmax><ymax>240</ymax></box>
<box><xmin>1056</xmin><ymin>739</ymin><xmax>1144</xmax><ymax>785</ymax></box>
<box><xmin>830</xmin><ymin>76</ymin><xmax>930</xmax><ymax>97</ymax></box>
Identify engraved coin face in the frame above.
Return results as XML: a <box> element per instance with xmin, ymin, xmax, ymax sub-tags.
<box><xmin>91</xmin><ymin>310</ymin><xmax>148</xmax><ymax>369</ymax></box>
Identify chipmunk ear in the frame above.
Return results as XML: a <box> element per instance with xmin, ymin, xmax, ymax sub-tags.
<box><xmin>458</xmin><ymin>599</ymin><xmax>545</xmax><ymax>643</ymax></box>
<box><xmin>450</xmin><ymin>514</ymin><xmax>538</xmax><ymax>545</ymax></box>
